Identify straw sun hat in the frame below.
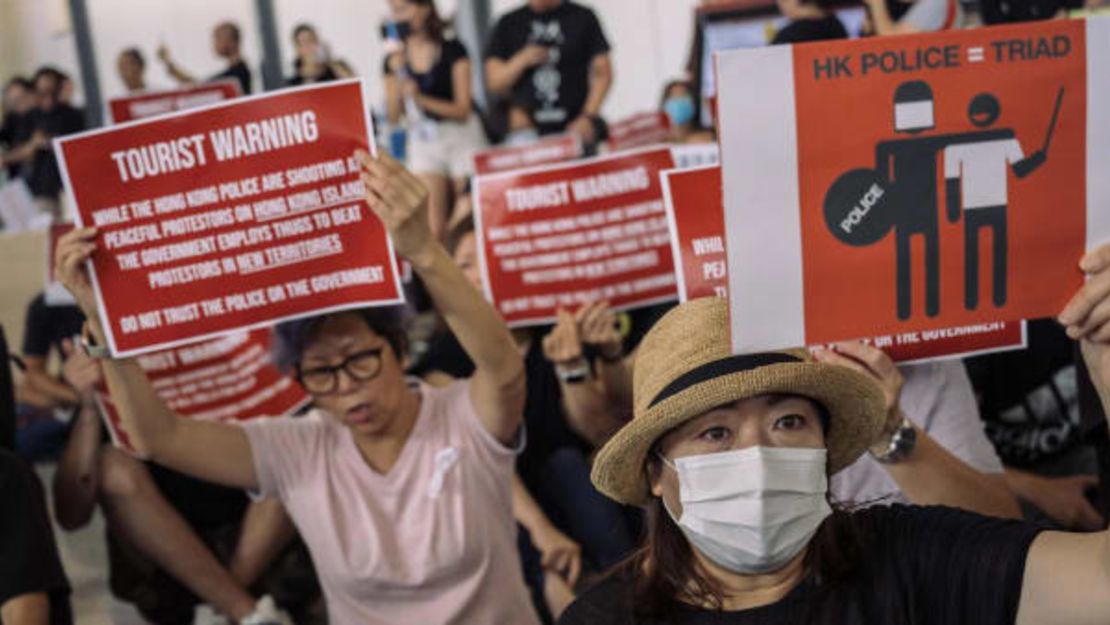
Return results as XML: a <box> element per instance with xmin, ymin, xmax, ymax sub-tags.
<box><xmin>591</xmin><ymin>297</ymin><xmax>888</xmax><ymax>506</ymax></box>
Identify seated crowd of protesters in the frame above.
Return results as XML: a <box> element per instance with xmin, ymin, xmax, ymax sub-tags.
<box><xmin>3</xmin><ymin>1</ymin><xmax>1110</xmax><ymax>625</ymax></box>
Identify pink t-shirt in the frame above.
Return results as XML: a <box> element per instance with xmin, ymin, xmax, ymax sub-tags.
<box><xmin>241</xmin><ymin>379</ymin><xmax>540</xmax><ymax>625</ymax></box>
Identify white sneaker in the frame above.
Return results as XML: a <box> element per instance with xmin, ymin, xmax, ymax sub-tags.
<box><xmin>192</xmin><ymin>603</ymin><xmax>230</xmax><ymax>625</ymax></box>
<box><xmin>239</xmin><ymin>595</ymin><xmax>295</xmax><ymax>625</ymax></box>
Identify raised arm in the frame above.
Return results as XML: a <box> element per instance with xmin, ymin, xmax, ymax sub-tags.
<box><xmin>382</xmin><ymin>53</ymin><xmax>405</xmax><ymax>126</ymax></box>
<box><xmin>540</xmin><ymin>308</ymin><xmax>621</xmax><ymax>447</ymax></box>
<box><xmin>1017</xmin><ymin>242</ymin><xmax>1110</xmax><ymax>624</ymax></box>
<box><xmin>156</xmin><ymin>45</ymin><xmax>196</xmax><ymax>86</ymax></box>
<box><xmin>357</xmin><ymin>151</ymin><xmax>525</xmax><ymax>445</ymax></box>
<box><xmin>863</xmin><ymin>0</ymin><xmax>921</xmax><ymax>35</ymax></box>
<box><xmin>814</xmin><ymin>342</ymin><xmax>1021</xmax><ymax>518</ymax></box>
<box><xmin>52</xmin><ymin>339</ymin><xmax>104</xmax><ymax>531</ymax></box>
<box><xmin>53</xmin><ymin>228</ymin><xmax>258</xmax><ymax>491</ymax></box>
<box><xmin>576</xmin><ymin>301</ymin><xmax>633</xmax><ymax>444</ymax></box>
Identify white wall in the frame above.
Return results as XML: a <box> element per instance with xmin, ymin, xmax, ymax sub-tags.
<box><xmin>86</xmin><ymin>0</ymin><xmax>263</xmax><ymax>100</ymax></box>
<box><xmin>2</xmin><ymin>0</ymin><xmax>703</xmax><ymax>123</ymax></box>
<box><xmin>0</xmin><ymin>0</ymin><xmax>83</xmax><ymax>104</ymax></box>
<box><xmin>489</xmin><ymin>0</ymin><xmax>701</xmax><ymax>121</ymax></box>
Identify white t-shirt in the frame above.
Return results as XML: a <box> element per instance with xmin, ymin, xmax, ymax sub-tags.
<box><xmin>944</xmin><ymin>138</ymin><xmax>1025</xmax><ymax>209</ymax></box>
<box><xmin>831</xmin><ymin>360</ymin><xmax>1005</xmax><ymax>506</ymax></box>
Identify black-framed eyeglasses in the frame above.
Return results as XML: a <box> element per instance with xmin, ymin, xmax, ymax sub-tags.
<box><xmin>296</xmin><ymin>348</ymin><xmax>383</xmax><ymax>395</ymax></box>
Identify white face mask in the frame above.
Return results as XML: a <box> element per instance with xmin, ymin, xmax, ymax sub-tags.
<box><xmin>659</xmin><ymin>446</ymin><xmax>832</xmax><ymax>575</ymax></box>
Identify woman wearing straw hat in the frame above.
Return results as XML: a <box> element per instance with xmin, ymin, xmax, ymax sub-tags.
<box><xmin>559</xmin><ymin>260</ymin><xmax>1110</xmax><ymax>623</ymax></box>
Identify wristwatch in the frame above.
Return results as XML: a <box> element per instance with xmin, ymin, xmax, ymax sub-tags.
<box><xmin>871</xmin><ymin>417</ymin><xmax>917</xmax><ymax>464</ymax></box>
<box><xmin>555</xmin><ymin>359</ymin><xmax>591</xmax><ymax>384</ymax></box>
<box><xmin>80</xmin><ymin>323</ymin><xmax>113</xmax><ymax>359</ymax></box>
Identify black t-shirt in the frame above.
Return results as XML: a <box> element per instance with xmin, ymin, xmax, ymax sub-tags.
<box><xmin>0</xmin><ymin>111</ymin><xmax>31</xmax><ymax>179</ymax></box>
<box><xmin>965</xmin><ymin>320</ymin><xmax>1084</xmax><ymax>467</ymax></box>
<box><xmin>0</xmin><ymin>449</ymin><xmax>72</xmax><ymax>624</ymax></box>
<box><xmin>559</xmin><ymin>505</ymin><xmax>1042</xmax><ymax>625</ymax></box>
<box><xmin>771</xmin><ymin>16</ymin><xmax>849</xmax><ymax>45</ymax></box>
<box><xmin>213</xmin><ymin>60</ymin><xmax>252</xmax><ymax>95</ymax></box>
<box><xmin>20</xmin><ymin>105</ymin><xmax>85</xmax><ymax>198</ymax></box>
<box><xmin>21</xmin><ymin>294</ymin><xmax>85</xmax><ymax>359</ymax></box>
<box><xmin>383</xmin><ymin>39</ymin><xmax>470</xmax><ymax>122</ymax></box>
<box><xmin>486</xmin><ymin>1</ymin><xmax>610</xmax><ymax>134</ymax></box>
<box><xmin>408</xmin><ymin>328</ymin><xmax>590</xmax><ymax>485</ymax></box>
<box><xmin>286</xmin><ymin>63</ymin><xmax>339</xmax><ymax>87</ymax></box>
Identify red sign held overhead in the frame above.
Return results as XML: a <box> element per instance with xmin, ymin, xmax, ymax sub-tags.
<box><xmin>661</xmin><ymin>165</ymin><xmax>728</xmax><ymax>303</ymax></box>
<box><xmin>108</xmin><ymin>79</ymin><xmax>242</xmax><ymax>124</ymax></box>
<box><xmin>56</xmin><ymin>80</ymin><xmax>404</xmax><ymax>358</ymax></box>
<box><xmin>605</xmin><ymin>111</ymin><xmax>671</xmax><ymax>153</ymax></box>
<box><xmin>475</xmin><ymin>146</ymin><xmax>680</xmax><ymax>327</ymax></box>
<box><xmin>718</xmin><ymin>19</ymin><xmax>1110</xmax><ymax>354</ymax></box>
<box><xmin>475</xmin><ymin>144</ymin><xmax>679</xmax><ymax>326</ymax></box>
<box><xmin>473</xmin><ymin>134</ymin><xmax>583</xmax><ymax>176</ymax></box>
<box><xmin>660</xmin><ymin>164</ymin><xmax>1027</xmax><ymax>362</ymax></box>
<box><xmin>97</xmin><ymin>329</ymin><xmax>308</xmax><ymax>456</ymax></box>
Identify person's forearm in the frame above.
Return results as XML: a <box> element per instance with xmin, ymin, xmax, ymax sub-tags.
<box><xmin>24</xmin><ymin>369</ymin><xmax>79</xmax><ymax>407</ymax></box>
<box><xmin>581</xmin><ymin>57</ymin><xmax>612</xmax><ymax>118</ymax></box>
<box><xmin>411</xmin><ymin>244</ymin><xmax>521</xmax><ymax>383</ymax></box>
<box><xmin>416</xmin><ymin>94</ymin><xmax>470</xmax><ymax>122</ymax></box>
<box><xmin>0</xmin><ymin>592</ymin><xmax>50</xmax><ymax>625</ymax></box>
<box><xmin>597</xmin><ymin>357</ymin><xmax>634</xmax><ymax>419</ymax></box>
<box><xmin>384</xmin><ymin>78</ymin><xmax>403</xmax><ymax>126</ymax></box>
<box><xmin>2</xmin><ymin>142</ymin><xmax>35</xmax><ymax>164</ymax></box>
<box><xmin>86</xmin><ymin>322</ymin><xmax>180</xmax><ymax>458</ymax></box>
<box><xmin>486</xmin><ymin>56</ymin><xmax>528</xmax><ymax>97</ymax></box>
<box><xmin>512</xmin><ymin>472</ymin><xmax>555</xmax><ymax>534</ymax></box>
<box><xmin>53</xmin><ymin>404</ymin><xmax>102</xmax><ymax>530</ymax></box>
<box><xmin>867</xmin><ymin>0</ymin><xmax>900</xmax><ymax>35</ymax></box>
<box><xmin>163</xmin><ymin>60</ymin><xmax>195</xmax><ymax>85</ymax></box>
<box><xmin>1003</xmin><ymin>467</ymin><xmax>1043</xmax><ymax>502</ymax></box>
<box><xmin>560</xmin><ymin>378</ymin><xmax>623</xmax><ymax>447</ymax></box>
<box><xmin>882</xmin><ymin>424</ymin><xmax>1022</xmax><ymax>518</ymax></box>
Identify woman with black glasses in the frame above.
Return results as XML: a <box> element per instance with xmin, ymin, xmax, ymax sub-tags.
<box><xmin>52</xmin><ymin>152</ymin><xmax>541</xmax><ymax>625</ymax></box>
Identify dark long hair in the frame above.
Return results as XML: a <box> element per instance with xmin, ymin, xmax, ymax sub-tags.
<box><xmin>409</xmin><ymin>0</ymin><xmax>447</xmax><ymax>43</ymax></box>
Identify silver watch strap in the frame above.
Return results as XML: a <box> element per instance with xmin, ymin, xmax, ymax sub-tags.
<box><xmin>872</xmin><ymin>418</ymin><xmax>917</xmax><ymax>464</ymax></box>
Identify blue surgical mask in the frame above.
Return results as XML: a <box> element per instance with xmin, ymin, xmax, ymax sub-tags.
<box><xmin>664</xmin><ymin>96</ymin><xmax>696</xmax><ymax>128</ymax></box>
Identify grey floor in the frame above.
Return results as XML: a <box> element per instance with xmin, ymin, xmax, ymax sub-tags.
<box><xmin>35</xmin><ymin>463</ymin><xmax>148</xmax><ymax>625</ymax></box>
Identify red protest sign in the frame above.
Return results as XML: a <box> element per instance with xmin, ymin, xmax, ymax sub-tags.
<box><xmin>475</xmin><ymin>146</ymin><xmax>679</xmax><ymax>326</ymax></box>
<box><xmin>661</xmin><ymin>165</ymin><xmax>728</xmax><ymax>302</ymax></box>
<box><xmin>56</xmin><ymin>80</ymin><xmax>403</xmax><ymax>357</ymax></box>
<box><xmin>718</xmin><ymin>19</ymin><xmax>1110</xmax><ymax>354</ymax></box>
<box><xmin>605</xmin><ymin>111</ymin><xmax>671</xmax><ymax>153</ymax></box>
<box><xmin>661</xmin><ymin>164</ymin><xmax>1026</xmax><ymax>362</ymax></box>
<box><xmin>108</xmin><ymin>80</ymin><xmax>242</xmax><ymax>124</ymax></box>
<box><xmin>97</xmin><ymin>329</ymin><xmax>308</xmax><ymax>456</ymax></box>
<box><xmin>472</xmin><ymin>134</ymin><xmax>583</xmax><ymax>175</ymax></box>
